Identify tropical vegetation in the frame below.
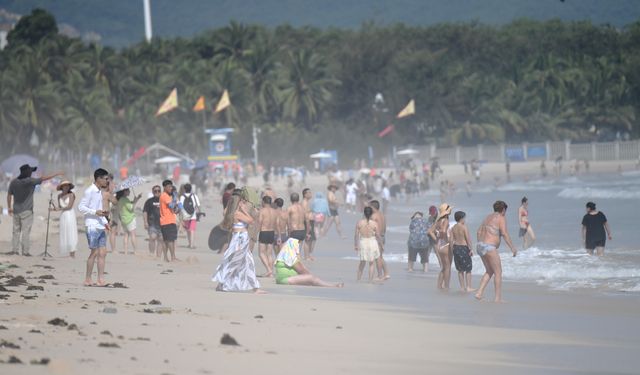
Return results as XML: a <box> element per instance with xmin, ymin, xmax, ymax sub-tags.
<box><xmin>1</xmin><ymin>9</ymin><xmax>639</xmax><ymax>164</ymax></box>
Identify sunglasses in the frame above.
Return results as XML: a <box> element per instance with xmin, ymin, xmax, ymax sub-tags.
<box><xmin>153</xmin><ymin>190</ymin><xmax>161</xmax><ymax>193</ymax></box>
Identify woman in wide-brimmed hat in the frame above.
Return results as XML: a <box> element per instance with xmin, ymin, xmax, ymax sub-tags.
<box><xmin>428</xmin><ymin>203</ymin><xmax>453</xmax><ymax>290</ymax></box>
<box><xmin>55</xmin><ymin>181</ymin><xmax>78</xmax><ymax>258</ymax></box>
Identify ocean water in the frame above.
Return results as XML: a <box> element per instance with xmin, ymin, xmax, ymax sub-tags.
<box><xmin>340</xmin><ymin>171</ymin><xmax>640</xmax><ymax>294</ymax></box>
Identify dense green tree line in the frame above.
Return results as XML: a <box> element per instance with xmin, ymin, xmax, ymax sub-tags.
<box><xmin>1</xmin><ymin>9</ymin><xmax>639</xmax><ymax>163</ymax></box>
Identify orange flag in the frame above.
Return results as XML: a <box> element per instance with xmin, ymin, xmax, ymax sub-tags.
<box><xmin>396</xmin><ymin>99</ymin><xmax>415</xmax><ymax>118</ymax></box>
<box><xmin>214</xmin><ymin>89</ymin><xmax>231</xmax><ymax>113</ymax></box>
<box><xmin>156</xmin><ymin>88</ymin><xmax>178</xmax><ymax>116</ymax></box>
<box><xmin>193</xmin><ymin>96</ymin><xmax>205</xmax><ymax>112</ymax></box>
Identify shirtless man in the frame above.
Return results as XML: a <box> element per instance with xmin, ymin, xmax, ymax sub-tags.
<box><xmin>262</xmin><ymin>186</ymin><xmax>277</xmax><ymax>207</ymax></box>
<box><xmin>302</xmin><ymin>188</ymin><xmax>317</xmax><ymax>261</ymax></box>
<box><xmin>451</xmin><ymin>211</ymin><xmax>474</xmax><ymax>292</ymax></box>
<box><xmin>274</xmin><ymin>198</ymin><xmax>288</xmax><ymax>254</ymax></box>
<box><xmin>257</xmin><ymin>196</ymin><xmax>277</xmax><ymax>276</ymax></box>
<box><xmin>287</xmin><ymin>193</ymin><xmax>308</xmax><ymax>246</ymax></box>
<box><xmin>322</xmin><ymin>184</ymin><xmax>345</xmax><ymax>238</ymax></box>
<box><xmin>369</xmin><ymin>200</ymin><xmax>390</xmax><ymax>280</ymax></box>
<box><xmin>475</xmin><ymin>200</ymin><xmax>517</xmax><ymax>302</ymax></box>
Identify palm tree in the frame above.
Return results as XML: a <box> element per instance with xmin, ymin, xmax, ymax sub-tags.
<box><xmin>279</xmin><ymin>49</ymin><xmax>340</xmax><ymax>129</ymax></box>
<box><xmin>214</xmin><ymin>21</ymin><xmax>256</xmax><ymax>61</ymax></box>
<box><xmin>10</xmin><ymin>44</ymin><xmax>62</xmax><ymax>153</ymax></box>
<box><xmin>449</xmin><ymin>121</ymin><xmax>505</xmax><ymax>145</ymax></box>
<box><xmin>243</xmin><ymin>34</ymin><xmax>281</xmax><ymax>123</ymax></box>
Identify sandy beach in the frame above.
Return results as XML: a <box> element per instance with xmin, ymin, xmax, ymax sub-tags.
<box><xmin>1</xmin><ymin>160</ymin><xmax>640</xmax><ymax>374</ymax></box>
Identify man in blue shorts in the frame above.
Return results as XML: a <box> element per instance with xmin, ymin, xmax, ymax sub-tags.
<box><xmin>78</xmin><ymin>168</ymin><xmax>110</xmax><ymax>286</ymax></box>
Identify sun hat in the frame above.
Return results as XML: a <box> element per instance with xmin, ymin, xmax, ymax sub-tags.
<box><xmin>436</xmin><ymin>203</ymin><xmax>452</xmax><ymax>221</ymax></box>
<box><xmin>56</xmin><ymin>180</ymin><xmax>75</xmax><ymax>191</ymax></box>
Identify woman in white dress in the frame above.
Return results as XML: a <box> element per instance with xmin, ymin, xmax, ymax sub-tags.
<box><xmin>212</xmin><ymin>193</ymin><xmax>263</xmax><ymax>293</ymax></box>
<box><xmin>55</xmin><ymin>181</ymin><xmax>78</xmax><ymax>258</ymax></box>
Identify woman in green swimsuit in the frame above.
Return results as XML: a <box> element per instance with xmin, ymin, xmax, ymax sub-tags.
<box><xmin>275</xmin><ymin>238</ymin><xmax>344</xmax><ymax>287</ymax></box>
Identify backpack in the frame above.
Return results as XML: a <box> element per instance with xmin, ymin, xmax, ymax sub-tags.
<box><xmin>183</xmin><ymin>194</ymin><xmax>196</xmax><ymax>215</ymax></box>
<box><xmin>408</xmin><ymin>218</ymin><xmax>429</xmax><ymax>248</ymax></box>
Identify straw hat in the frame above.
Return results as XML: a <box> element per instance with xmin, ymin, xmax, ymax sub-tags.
<box><xmin>56</xmin><ymin>180</ymin><xmax>75</xmax><ymax>191</ymax></box>
<box><xmin>436</xmin><ymin>203</ymin><xmax>452</xmax><ymax>221</ymax></box>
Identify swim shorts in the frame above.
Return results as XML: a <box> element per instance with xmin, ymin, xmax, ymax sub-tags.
<box><xmin>161</xmin><ymin>223</ymin><xmax>178</xmax><ymax>242</ymax></box>
<box><xmin>148</xmin><ymin>225</ymin><xmax>161</xmax><ymax>238</ymax></box>
<box><xmin>585</xmin><ymin>238</ymin><xmax>605</xmax><ymax>250</ymax></box>
<box><xmin>519</xmin><ymin>227</ymin><xmax>527</xmax><ymax>238</ymax></box>
<box><xmin>453</xmin><ymin>245</ymin><xmax>472</xmax><ymax>272</ymax></box>
<box><xmin>258</xmin><ymin>230</ymin><xmax>275</xmax><ymax>245</ymax></box>
<box><xmin>289</xmin><ymin>230</ymin><xmax>306</xmax><ymax>242</ymax></box>
<box><xmin>86</xmin><ymin>228</ymin><xmax>107</xmax><ymax>249</ymax></box>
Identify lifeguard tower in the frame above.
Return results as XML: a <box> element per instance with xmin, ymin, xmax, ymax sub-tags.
<box><xmin>205</xmin><ymin>128</ymin><xmax>238</xmax><ymax>161</ymax></box>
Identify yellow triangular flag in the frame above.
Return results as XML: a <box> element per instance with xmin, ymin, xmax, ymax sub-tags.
<box><xmin>214</xmin><ymin>89</ymin><xmax>231</xmax><ymax>113</ymax></box>
<box><xmin>396</xmin><ymin>99</ymin><xmax>415</xmax><ymax>118</ymax></box>
<box><xmin>193</xmin><ymin>96</ymin><xmax>205</xmax><ymax>112</ymax></box>
<box><xmin>156</xmin><ymin>88</ymin><xmax>178</xmax><ymax>116</ymax></box>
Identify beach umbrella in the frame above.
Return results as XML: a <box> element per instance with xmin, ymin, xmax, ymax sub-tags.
<box><xmin>1</xmin><ymin>154</ymin><xmax>39</xmax><ymax>175</ymax></box>
<box><xmin>397</xmin><ymin>148</ymin><xmax>419</xmax><ymax>156</ymax></box>
<box><xmin>309</xmin><ymin>151</ymin><xmax>332</xmax><ymax>159</ymax></box>
<box><xmin>116</xmin><ymin>175</ymin><xmax>146</xmax><ymax>192</ymax></box>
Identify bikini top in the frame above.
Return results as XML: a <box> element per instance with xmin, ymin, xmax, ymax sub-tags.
<box><xmin>232</xmin><ymin>221</ymin><xmax>248</xmax><ymax>229</ymax></box>
<box><xmin>359</xmin><ymin>220</ymin><xmax>376</xmax><ymax>237</ymax></box>
<box><xmin>482</xmin><ymin>214</ymin><xmax>501</xmax><ymax>236</ymax></box>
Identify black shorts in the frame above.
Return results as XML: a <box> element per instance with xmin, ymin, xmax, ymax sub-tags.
<box><xmin>453</xmin><ymin>245</ymin><xmax>472</xmax><ymax>273</ymax></box>
<box><xmin>519</xmin><ymin>227</ymin><xmax>527</xmax><ymax>238</ymax></box>
<box><xmin>258</xmin><ymin>231</ymin><xmax>275</xmax><ymax>245</ymax></box>
<box><xmin>290</xmin><ymin>230</ymin><xmax>306</xmax><ymax>242</ymax></box>
<box><xmin>161</xmin><ymin>224</ymin><xmax>178</xmax><ymax>242</ymax></box>
<box><xmin>408</xmin><ymin>246</ymin><xmax>428</xmax><ymax>264</ymax></box>
<box><xmin>585</xmin><ymin>238</ymin><xmax>605</xmax><ymax>250</ymax></box>
<box><xmin>329</xmin><ymin>208</ymin><xmax>339</xmax><ymax>217</ymax></box>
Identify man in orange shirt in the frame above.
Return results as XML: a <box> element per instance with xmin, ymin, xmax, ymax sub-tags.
<box><xmin>159</xmin><ymin>179</ymin><xmax>178</xmax><ymax>262</ymax></box>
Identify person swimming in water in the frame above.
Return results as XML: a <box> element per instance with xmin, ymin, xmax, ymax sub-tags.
<box><xmin>475</xmin><ymin>200</ymin><xmax>517</xmax><ymax>303</ymax></box>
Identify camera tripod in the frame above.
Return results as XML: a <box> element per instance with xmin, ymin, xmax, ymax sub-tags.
<box><xmin>40</xmin><ymin>192</ymin><xmax>55</xmax><ymax>258</ymax></box>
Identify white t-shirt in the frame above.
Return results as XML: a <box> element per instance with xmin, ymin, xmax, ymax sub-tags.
<box><xmin>179</xmin><ymin>193</ymin><xmax>200</xmax><ymax>220</ymax></box>
<box><xmin>382</xmin><ymin>187</ymin><xmax>390</xmax><ymax>202</ymax></box>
